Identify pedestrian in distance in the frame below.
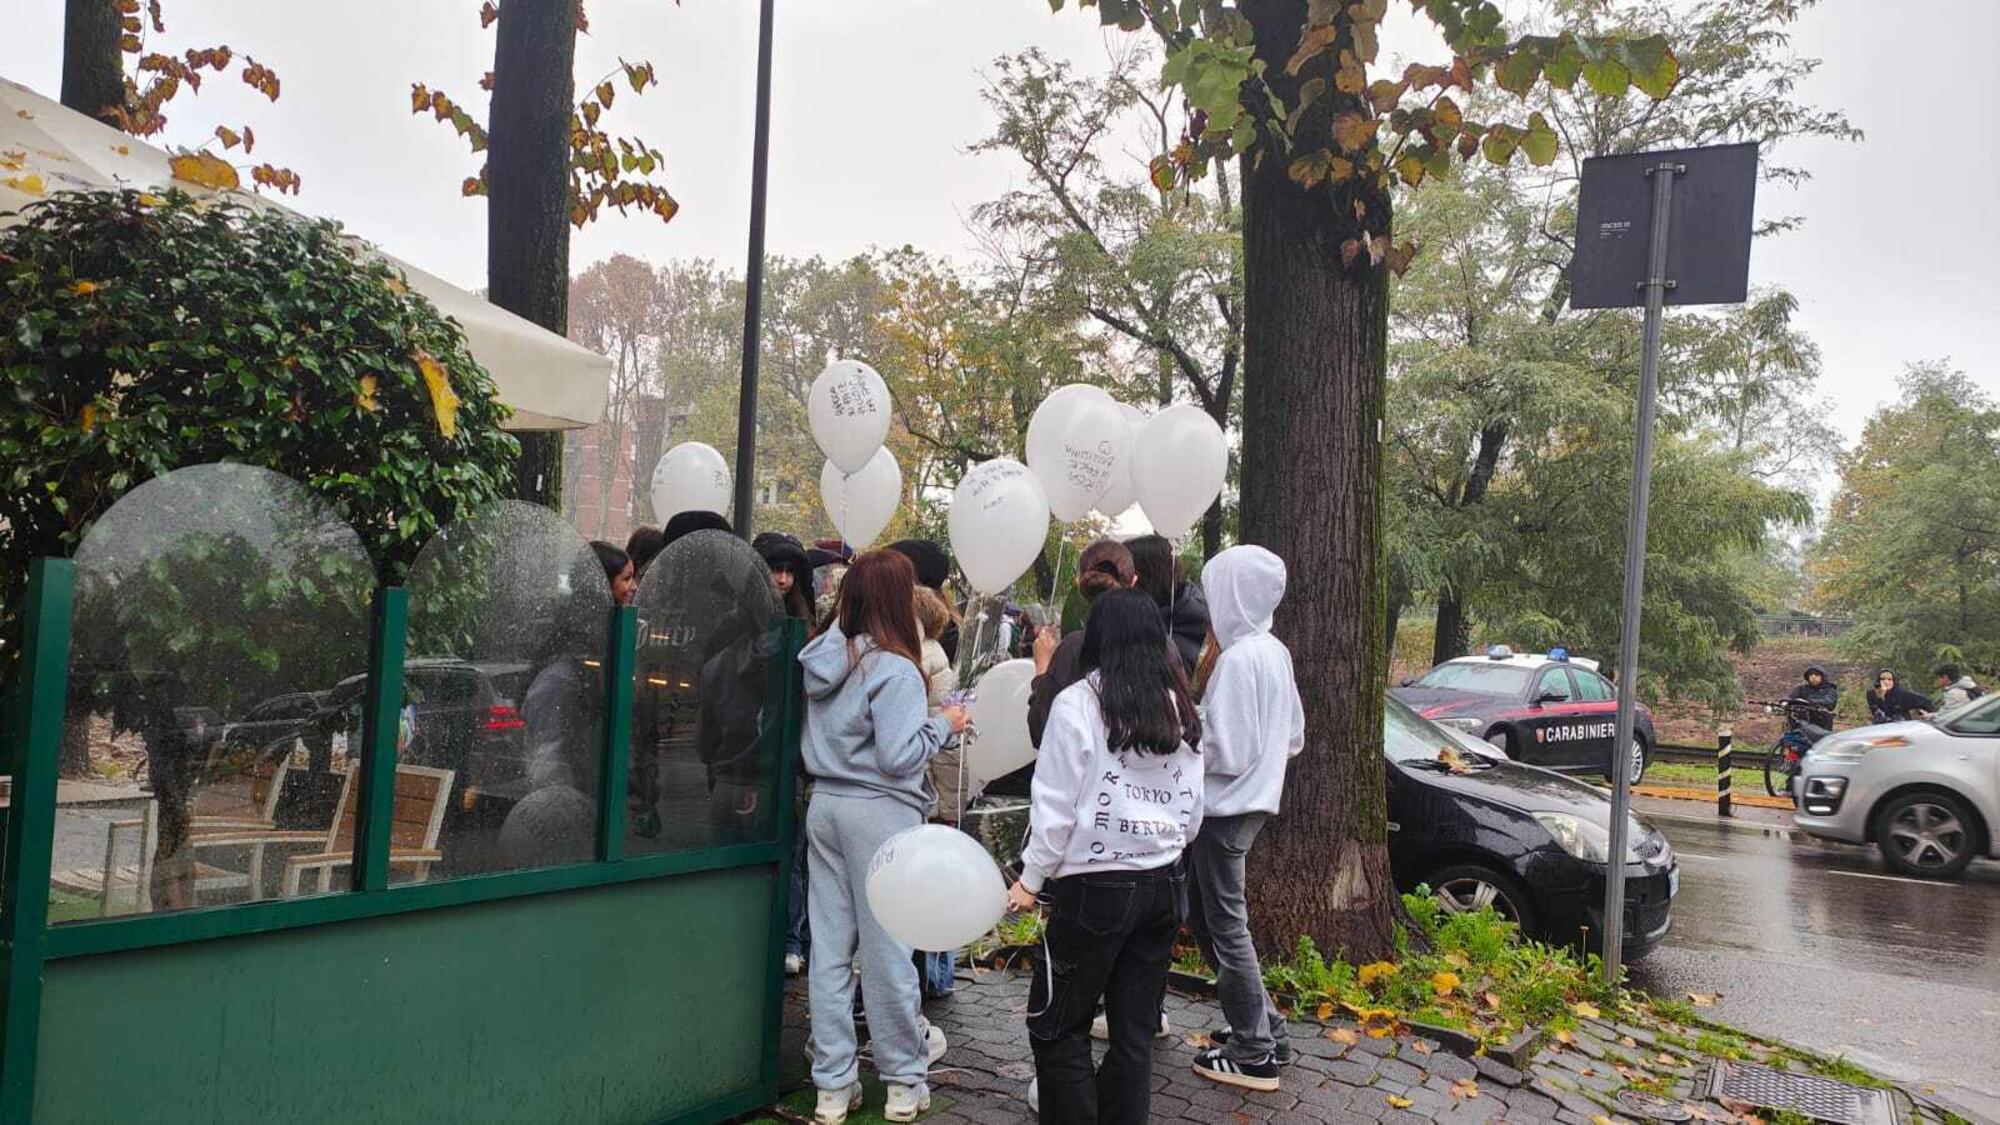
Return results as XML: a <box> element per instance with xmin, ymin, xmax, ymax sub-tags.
<box><xmin>1866</xmin><ymin>669</ymin><xmax>1932</xmax><ymax>724</ymax></box>
<box><xmin>1128</xmin><ymin>533</ymin><xmax>1209</xmax><ymax>677</ymax></box>
<box><xmin>1187</xmin><ymin>544</ymin><xmax>1305</xmax><ymax>1093</ymax></box>
<box><xmin>757</xmin><ymin>534</ymin><xmax>817</xmax><ymax>622</ymax></box>
<box><xmin>1005</xmin><ymin>589</ymin><xmax>1204</xmax><ymax>1125</ymax></box>
<box><xmin>1786</xmin><ymin>664</ymin><xmax>1840</xmax><ymax>730</ymax></box>
<box><xmin>798</xmin><ymin>550</ymin><xmax>970</xmax><ymax>1125</ymax></box>
<box><xmin>1933</xmin><ymin>662</ymin><xmax>1985</xmax><ymax>712</ymax></box>
<box><xmin>889</xmin><ymin>538</ymin><xmax>963</xmax><ymax>662</ymax></box>
<box><xmin>625</xmin><ymin>525</ymin><xmax>666</xmax><ymax>579</ymax></box>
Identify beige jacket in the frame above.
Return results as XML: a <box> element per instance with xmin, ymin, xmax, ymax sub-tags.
<box><xmin>919</xmin><ymin>638</ymin><xmax>965</xmax><ymax>820</ymax></box>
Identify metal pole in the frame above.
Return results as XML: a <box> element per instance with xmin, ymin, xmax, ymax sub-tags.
<box><xmin>731</xmin><ymin>0</ymin><xmax>776</xmax><ymax>540</ymax></box>
<box><xmin>1602</xmin><ymin>159</ymin><xmax>1679</xmax><ymax>983</ymax></box>
<box><xmin>1716</xmin><ymin>726</ymin><xmax>1733</xmax><ymax>818</ymax></box>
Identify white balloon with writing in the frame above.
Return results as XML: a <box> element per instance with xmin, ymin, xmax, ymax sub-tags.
<box><xmin>948</xmin><ymin>458</ymin><xmax>1050</xmax><ymax>595</ymax></box>
<box><xmin>1130</xmin><ymin>404</ymin><xmax>1226</xmax><ymax>540</ymax></box>
<box><xmin>819</xmin><ymin>448</ymin><xmax>901</xmax><ymax>551</ymax></box>
<box><xmin>650</xmin><ymin>442</ymin><xmax>732</xmax><ymax>522</ymax></box>
<box><xmin>963</xmin><ymin>658</ymin><xmax>1037</xmax><ymax>787</ymax></box>
<box><xmin>1092</xmin><ymin>402</ymin><xmax>1146</xmax><ymax>519</ymax></box>
<box><xmin>809</xmin><ymin>359</ymin><xmax>893</xmax><ymax>474</ymax></box>
<box><xmin>1027</xmin><ymin>384</ymin><xmax>1127</xmax><ymax>523</ymax></box>
<box><xmin>866</xmin><ymin>823</ymin><xmax>1008</xmax><ymax>952</ymax></box>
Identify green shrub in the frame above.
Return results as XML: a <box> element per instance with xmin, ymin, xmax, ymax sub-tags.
<box><xmin>0</xmin><ymin>189</ymin><xmax>519</xmax><ymax>662</ymax></box>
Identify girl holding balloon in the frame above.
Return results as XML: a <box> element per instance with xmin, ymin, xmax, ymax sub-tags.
<box><xmin>1005</xmin><ymin>589</ymin><xmax>1205</xmax><ymax>1124</ymax></box>
<box><xmin>797</xmin><ymin>550</ymin><xmax>969</xmax><ymax>1125</ymax></box>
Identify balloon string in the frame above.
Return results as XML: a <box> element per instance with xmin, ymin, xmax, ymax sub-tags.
<box><xmin>1046</xmin><ymin>536</ymin><xmax>1067</xmax><ymax>614</ymax></box>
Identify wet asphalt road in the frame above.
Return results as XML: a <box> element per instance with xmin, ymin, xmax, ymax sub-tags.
<box><xmin>1630</xmin><ymin>810</ymin><xmax>2000</xmax><ymax>1120</ymax></box>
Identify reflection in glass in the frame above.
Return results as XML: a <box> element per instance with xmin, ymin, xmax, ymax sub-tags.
<box><xmin>56</xmin><ymin>464</ymin><xmax>373</xmax><ymax>919</ymax></box>
<box><xmin>406</xmin><ymin>501</ymin><xmax>610</xmax><ymax>875</ymax></box>
<box><xmin>630</xmin><ymin>530</ymin><xmax>780</xmax><ymax>853</ymax></box>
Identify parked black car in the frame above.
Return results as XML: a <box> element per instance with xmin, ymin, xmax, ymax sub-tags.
<box><xmin>1385</xmin><ymin>696</ymin><xmax>1678</xmax><ymax>960</ymax></box>
<box><xmin>322</xmin><ymin>658</ymin><xmax>533</xmax><ymax>809</ymax></box>
<box><xmin>1391</xmin><ymin>648</ymin><xmax>1656</xmax><ymax>784</ymax></box>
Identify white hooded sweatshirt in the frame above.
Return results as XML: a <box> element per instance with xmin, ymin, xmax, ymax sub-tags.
<box><xmin>1199</xmin><ymin>545</ymin><xmax>1306</xmax><ymax>817</ymax></box>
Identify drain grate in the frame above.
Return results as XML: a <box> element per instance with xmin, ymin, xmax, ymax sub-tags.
<box><xmin>1616</xmin><ymin>1088</ymin><xmax>1693</xmax><ymax>1121</ymax></box>
<box><xmin>1705</xmin><ymin>1061</ymin><xmax>1897</xmax><ymax>1125</ymax></box>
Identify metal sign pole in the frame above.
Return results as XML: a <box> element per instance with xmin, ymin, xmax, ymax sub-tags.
<box><xmin>1602</xmin><ymin>158</ymin><xmax>1681</xmax><ymax>982</ymax></box>
<box><xmin>730</xmin><ymin>0</ymin><xmax>776</xmax><ymax>540</ymax></box>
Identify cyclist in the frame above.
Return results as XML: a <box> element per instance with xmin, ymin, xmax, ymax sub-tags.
<box><xmin>1786</xmin><ymin>664</ymin><xmax>1840</xmax><ymax>732</ymax></box>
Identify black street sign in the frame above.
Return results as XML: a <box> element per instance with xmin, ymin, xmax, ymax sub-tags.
<box><xmin>1570</xmin><ymin>142</ymin><xmax>1759</xmax><ymax>310</ymax></box>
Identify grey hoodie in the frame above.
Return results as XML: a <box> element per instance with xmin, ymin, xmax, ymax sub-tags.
<box><xmin>799</xmin><ymin>624</ymin><xmax>952</xmax><ymax>813</ymax></box>
<box><xmin>1199</xmin><ymin>545</ymin><xmax>1306</xmax><ymax>817</ymax></box>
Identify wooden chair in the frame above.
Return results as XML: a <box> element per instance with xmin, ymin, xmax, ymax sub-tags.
<box><xmin>100</xmin><ymin>753</ymin><xmax>296</xmax><ymax>909</ymax></box>
<box><xmin>188</xmin><ymin>763</ymin><xmax>454</xmax><ymax>898</ymax></box>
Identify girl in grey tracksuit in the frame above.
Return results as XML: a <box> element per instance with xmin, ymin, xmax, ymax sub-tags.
<box><xmin>797</xmin><ymin>551</ymin><xmax>968</xmax><ymax>1123</ymax></box>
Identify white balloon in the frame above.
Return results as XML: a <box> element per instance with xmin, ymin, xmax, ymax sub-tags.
<box><xmin>809</xmin><ymin>359</ymin><xmax>893</xmax><ymax>474</ymax></box>
<box><xmin>866</xmin><ymin>823</ymin><xmax>1008</xmax><ymax>952</ymax></box>
<box><xmin>1027</xmin><ymin>384</ymin><xmax>1128</xmax><ymax>523</ymax></box>
<box><xmin>948</xmin><ymin>459</ymin><xmax>1050</xmax><ymax>594</ymax></box>
<box><xmin>963</xmin><ymin>658</ymin><xmax>1037</xmax><ymax>786</ymax></box>
<box><xmin>1130</xmin><ymin>404</ymin><xmax>1226</xmax><ymax>540</ymax></box>
<box><xmin>818</xmin><ymin>448</ymin><xmax>902</xmax><ymax>550</ymax></box>
<box><xmin>649</xmin><ymin>442</ymin><xmax>732</xmax><ymax>522</ymax></box>
<box><xmin>1092</xmin><ymin>403</ymin><xmax>1147</xmax><ymax>519</ymax></box>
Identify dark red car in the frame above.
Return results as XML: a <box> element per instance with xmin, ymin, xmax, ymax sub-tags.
<box><xmin>1390</xmin><ymin>648</ymin><xmax>1654</xmax><ymax>784</ymax></box>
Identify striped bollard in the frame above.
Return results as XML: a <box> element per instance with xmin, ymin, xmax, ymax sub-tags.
<box><xmin>1716</xmin><ymin>726</ymin><xmax>1733</xmax><ymax>818</ymax></box>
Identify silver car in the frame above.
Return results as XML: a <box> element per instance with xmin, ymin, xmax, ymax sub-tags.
<box><xmin>1793</xmin><ymin>694</ymin><xmax>2000</xmax><ymax>879</ymax></box>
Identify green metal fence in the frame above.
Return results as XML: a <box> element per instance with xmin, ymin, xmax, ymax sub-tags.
<box><xmin>0</xmin><ymin>557</ymin><xmax>804</xmax><ymax>1123</ymax></box>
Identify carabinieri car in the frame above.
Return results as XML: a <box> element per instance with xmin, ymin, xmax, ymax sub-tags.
<box><xmin>1391</xmin><ymin>646</ymin><xmax>1656</xmax><ymax>784</ymax></box>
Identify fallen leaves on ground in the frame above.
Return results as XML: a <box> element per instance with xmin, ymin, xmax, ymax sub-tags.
<box><xmin>1619</xmin><ymin>1035</ymin><xmax>1639</xmax><ymax>1048</ymax></box>
<box><xmin>1358</xmin><ymin>961</ymin><xmax>1397</xmax><ymax>986</ymax></box>
<box><xmin>1431</xmin><ymin>970</ymin><xmax>1461</xmax><ymax>997</ymax></box>
<box><xmin>1325</xmin><ymin>1027</ymin><xmax>1360</xmax><ymax>1046</ymax></box>
<box><xmin>1450</xmin><ymin>1078</ymin><xmax>1479</xmax><ymax>1100</ymax></box>
<box><xmin>1553</xmin><ymin>1029</ymin><xmax>1576</xmax><ymax>1045</ymax></box>
<box><xmin>1409</xmin><ymin>1039</ymin><xmax>1434</xmax><ymax>1056</ymax></box>
<box><xmin>1687</xmin><ymin>992</ymin><xmax>1718</xmax><ymax>1007</ymax></box>
<box><xmin>1571</xmin><ymin>1001</ymin><xmax>1601</xmax><ymax>1019</ymax></box>
<box><xmin>1386</xmin><ymin>1095</ymin><xmax>1414</xmax><ymax>1109</ymax></box>
<box><xmin>3</xmin><ymin>173</ymin><xmax>45</xmax><ymax>195</ymax></box>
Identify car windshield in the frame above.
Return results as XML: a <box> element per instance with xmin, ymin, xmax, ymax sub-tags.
<box><xmin>1940</xmin><ymin>694</ymin><xmax>2000</xmax><ymax>735</ymax></box>
<box><xmin>1385</xmin><ymin>697</ymin><xmax>1487</xmax><ymax>764</ymax></box>
<box><xmin>1413</xmin><ymin>661</ymin><xmax>1531</xmax><ymax>696</ymax></box>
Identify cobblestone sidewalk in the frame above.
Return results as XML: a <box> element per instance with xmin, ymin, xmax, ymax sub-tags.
<box><xmin>767</xmin><ymin>968</ymin><xmax>1968</xmax><ymax>1124</ymax></box>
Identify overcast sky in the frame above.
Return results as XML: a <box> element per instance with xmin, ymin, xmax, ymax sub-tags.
<box><xmin>4</xmin><ymin>0</ymin><xmax>1994</xmax><ymax>449</ymax></box>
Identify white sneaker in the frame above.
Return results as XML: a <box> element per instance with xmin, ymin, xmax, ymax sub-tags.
<box><xmin>814</xmin><ymin>1083</ymin><xmax>863</xmax><ymax>1125</ymax></box>
<box><xmin>922</xmin><ymin>1020</ymin><xmax>948</xmax><ymax>1065</ymax></box>
<box><xmin>884</xmin><ymin>1083</ymin><xmax>932</xmax><ymax>1122</ymax></box>
<box><xmin>1027</xmin><ymin>1077</ymin><xmax>1039</xmax><ymax>1112</ymax></box>
<box><xmin>1089</xmin><ymin>1011</ymin><xmax>1173</xmax><ymax>1041</ymax></box>
<box><xmin>785</xmin><ymin>953</ymin><xmax>805</xmax><ymax>976</ymax></box>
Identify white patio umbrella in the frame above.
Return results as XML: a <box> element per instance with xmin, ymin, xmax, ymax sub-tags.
<box><xmin>0</xmin><ymin>75</ymin><xmax>608</xmax><ymax>432</ymax></box>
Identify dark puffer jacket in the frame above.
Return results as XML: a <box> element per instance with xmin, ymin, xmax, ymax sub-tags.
<box><xmin>1786</xmin><ymin>664</ymin><xmax>1840</xmax><ymax>729</ymax></box>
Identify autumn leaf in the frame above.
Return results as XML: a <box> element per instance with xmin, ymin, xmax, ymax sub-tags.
<box><xmin>1480</xmin><ymin>124</ymin><xmax>1522</xmax><ymax>164</ymax></box>
<box><xmin>215</xmin><ymin>124</ymin><xmax>241</xmax><ymax>149</ymax></box>
<box><xmin>1591</xmin><ymin>1116</ymin><xmax>1614</xmax><ymax>1125</ymax></box>
<box><xmin>1687</xmin><ymin>992</ymin><xmax>1718</xmax><ymax>1007</ymax></box>
<box><xmin>1334</xmin><ymin>50</ymin><xmax>1366</xmax><ymax>95</ymax></box>
<box><xmin>1450</xmin><ymin>1078</ymin><xmax>1479</xmax><ymax>1100</ymax></box>
<box><xmin>356</xmin><ymin>373</ymin><xmax>381</xmax><ymax>414</ymax></box>
<box><xmin>596</xmin><ymin>81</ymin><xmax>616</xmax><ymax>109</ymax></box>
<box><xmin>0</xmin><ymin>150</ymin><xmax>24</xmax><ymax>169</ymax></box>
<box><xmin>1316</xmin><ymin>1002</ymin><xmax>1335</xmax><ymax>1021</ymax></box>
<box><xmin>80</xmin><ymin>403</ymin><xmax>98</xmax><ymax>433</ymax></box>
<box><xmin>70</xmin><ymin>280</ymin><xmax>100</xmax><ymax>296</ymax></box>
<box><xmin>1394</xmin><ymin>152</ymin><xmax>1427</xmax><ymax>187</ymax></box>
<box><xmin>1554</xmin><ymin>1029</ymin><xmax>1576</xmax><ymax>1045</ymax></box>
<box><xmin>1366</xmin><ymin>78</ymin><xmax>1403</xmax><ymax>114</ymax></box>
<box><xmin>1521</xmin><ymin>111</ymin><xmax>1558</xmax><ymax>167</ymax></box>
<box><xmin>1332</xmin><ymin>112</ymin><xmax>1381</xmax><ymax>154</ymax></box>
<box><xmin>1658</xmin><ymin>1052</ymin><xmax>1681</xmax><ymax>1067</ymax></box>
<box><xmin>1571</xmin><ymin>1001</ymin><xmax>1601</xmax><ymax>1019</ymax></box>
<box><xmin>1357</xmin><ymin>961</ymin><xmax>1398</xmax><ymax>987</ymax></box>
<box><xmin>1409</xmin><ymin>1038</ymin><xmax>1434</xmax><ymax>1056</ymax></box>
<box><xmin>1430</xmin><ymin>970</ymin><xmax>1461</xmax><ymax>997</ymax></box>
<box><xmin>415</xmin><ymin>349</ymin><xmax>459</xmax><ymax>439</ymax></box>
<box><xmin>1286</xmin><ymin>24</ymin><xmax>1338</xmax><ymax>76</ymax></box>
<box><xmin>1493</xmin><ymin>49</ymin><xmax>1540</xmax><ymax>96</ymax></box>
<box><xmin>3</xmin><ymin>173</ymin><xmax>46</xmax><ymax>196</ymax></box>
<box><xmin>168</xmin><ymin>150</ymin><xmax>239</xmax><ymax>191</ymax></box>
<box><xmin>1326</xmin><ymin>1027</ymin><xmax>1360</xmax><ymax>1046</ymax></box>
<box><xmin>1288</xmin><ymin>150</ymin><xmax>1333</xmax><ymax>189</ymax></box>
<box><xmin>136</xmin><ymin>192</ymin><xmax>165</xmax><ymax>206</ymax></box>
<box><xmin>1432</xmin><ymin>96</ymin><xmax>1463</xmax><ymax>137</ymax></box>
<box><xmin>1150</xmin><ymin>154</ymin><xmax>1177</xmax><ymax>192</ymax></box>
<box><xmin>1386</xmin><ymin>1095</ymin><xmax>1414</xmax><ymax>1110</ymax></box>
<box><xmin>1482</xmin><ymin>991</ymin><xmax>1502</xmax><ymax>1010</ymax></box>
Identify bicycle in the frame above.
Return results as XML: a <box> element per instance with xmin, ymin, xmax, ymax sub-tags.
<box><xmin>1746</xmin><ymin>698</ymin><xmax>1835</xmax><ymax>801</ymax></box>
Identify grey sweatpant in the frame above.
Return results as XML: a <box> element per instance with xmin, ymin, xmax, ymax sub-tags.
<box><xmin>806</xmin><ymin>792</ymin><xmax>929</xmax><ymax>1090</ymax></box>
<box><xmin>1188</xmin><ymin>812</ymin><xmax>1289</xmax><ymax>1060</ymax></box>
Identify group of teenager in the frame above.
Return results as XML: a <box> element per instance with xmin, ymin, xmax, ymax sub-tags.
<box><xmin>743</xmin><ymin>526</ymin><xmax>1306</xmax><ymax>1125</ymax></box>
<box><xmin>1786</xmin><ymin>660</ymin><xmax>1986</xmax><ymax>729</ymax></box>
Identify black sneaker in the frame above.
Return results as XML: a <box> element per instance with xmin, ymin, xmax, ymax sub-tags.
<box><xmin>1209</xmin><ymin>1028</ymin><xmax>1296</xmax><ymax>1066</ymax></box>
<box><xmin>1193</xmin><ymin>1046</ymin><xmax>1282</xmax><ymax>1092</ymax></box>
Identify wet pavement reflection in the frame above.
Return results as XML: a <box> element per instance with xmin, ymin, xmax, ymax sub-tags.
<box><xmin>1631</xmin><ymin>815</ymin><xmax>2000</xmax><ymax>1119</ymax></box>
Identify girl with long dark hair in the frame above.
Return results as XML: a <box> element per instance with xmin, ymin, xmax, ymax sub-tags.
<box><xmin>1006</xmin><ymin>589</ymin><xmax>1204</xmax><ymax>1124</ymax></box>
<box><xmin>798</xmin><ymin>551</ymin><xmax>969</xmax><ymax>1125</ymax></box>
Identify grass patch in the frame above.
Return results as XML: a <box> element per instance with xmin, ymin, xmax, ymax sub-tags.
<box><xmin>1801</xmin><ymin>1052</ymin><xmax>1893</xmax><ymax>1090</ymax></box>
<box><xmin>47</xmin><ymin>889</ymin><xmax>103</xmax><ymax>924</ymax></box>
<box><xmin>1257</xmin><ymin>888</ymin><xmax>1614</xmax><ymax>1046</ymax></box>
<box><xmin>1645</xmin><ymin>760</ymin><xmax>1731</xmax><ymax>788</ymax></box>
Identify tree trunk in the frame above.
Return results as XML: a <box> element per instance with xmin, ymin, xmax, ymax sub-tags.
<box><xmin>1235</xmin><ymin>0</ymin><xmax>1396</xmax><ymax>964</ymax></box>
<box><xmin>486</xmin><ymin>1</ymin><xmax>577</xmax><ymax>510</ymax></box>
<box><xmin>1201</xmin><ymin>497</ymin><xmax>1224</xmax><ymax>561</ymax></box>
<box><xmin>1432</xmin><ymin>587</ymin><xmax>1470</xmax><ymax>665</ymax></box>
<box><xmin>61</xmin><ymin>0</ymin><xmax>125</xmax><ymax>125</ymax></box>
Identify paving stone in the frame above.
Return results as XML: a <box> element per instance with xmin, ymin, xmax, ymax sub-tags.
<box><xmin>1376</xmin><ymin>1056</ymin><xmax>1427</xmax><ymax>1086</ymax></box>
<box><xmin>1473</xmin><ymin>1056</ymin><xmax>1525</xmax><ymax>1089</ymax></box>
<box><xmin>1400</xmin><ymin>1085</ymin><xmax>1455</xmax><ymax>1116</ymax></box>
<box><xmin>1428</xmin><ymin>1053</ymin><xmax>1479</xmax><ymax>1082</ymax></box>
<box><xmin>1354</xmin><ymin>1034</ymin><xmax>1400</xmax><ymax>1057</ymax></box>
<box><xmin>1321</xmin><ymin>1057</ymin><xmax>1382</xmax><ymax>1086</ymax></box>
<box><xmin>1297</xmin><ymin>1033</ymin><xmax>1356</xmax><ymax>1059</ymax></box>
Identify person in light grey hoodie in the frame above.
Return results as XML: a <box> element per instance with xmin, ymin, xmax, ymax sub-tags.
<box><xmin>798</xmin><ymin>550</ymin><xmax>969</xmax><ymax>1125</ymax></box>
<box><xmin>1187</xmin><ymin>545</ymin><xmax>1306</xmax><ymax>1093</ymax></box>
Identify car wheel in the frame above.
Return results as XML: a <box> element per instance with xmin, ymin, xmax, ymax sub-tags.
<box><xmin>1875</xmin><ymin>791</ymin><xmax>1978</xmax><ymax>879</ymax></box>
<box><xmin>1628</xmin><ymin>737</ymin><xmax>1649</xmax><ymax>785</ymax></box>
<box><xmin>1427</xmin><ymin>863</ymin><xmax>1538</xmax><ymax>934</ymax></box>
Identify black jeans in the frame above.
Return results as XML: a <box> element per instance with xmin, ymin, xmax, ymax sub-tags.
<box><xmin>1027</xmin><ymin>864</ymin><xmax>1184</xmax><ymax>1125</ymax></box>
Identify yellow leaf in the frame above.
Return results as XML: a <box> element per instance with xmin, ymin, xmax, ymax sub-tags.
<box><xmin>1554</xmin><ymin>1029</ymin><xmax>1576</xmax><ymax>1045</ymax></box>
<box><xmin>1386</xmin><ymin>1095</ymin><xmax>1414</xmax><ymax>1109</ymax></box>
<box><xmin>1483</xmin><ymin>991</ymin><xmax>1503</xmax><ymax>1010</ymax></box>
<box><xmin>357</xmin><ymin>373</ymin><xmax>381</xmax><ymax>414</ymax></box>
<box><xmin>1658</xmin><ymin>1052</ymin><xmax>1681</xmax><ymax>1066</ymax></box>
<box><xmin>112</xmin><ymin>143</ymin><xmax>130</xmax><ymax>155</ymax></box>
<box><xmin>168</xmin><ymin>151</ymin><xmax>240</xmax><ymax>191</ymax></box>
<box><xmin>1592</xmin><ymin>1117</ymin><xmax>1615</xmax><ymax>1125</ymax></box>
<box><xmin>415</xmin><ymin>349</ymin><xmax>459</xmax><ymax>438</ymax></box>
<box><xmin>1316</xmin><ymin>1002</ymin><xmax>1334</xmax><ymax>1021</ymax></box>
<box><xmin>1286</xmin><ymin>25</ymin><xmax>1338</xmax><ymax>76</ymax></box>
<box><xmin>80</xmin><ymin>403</ymin><xmax>98</xmax><ymax>433</ymax></box>
<box><xmin>215</xmin><ymin>125</ymin><xmax>241</xmax><ymax>149</ymax></box>
<box><xmin>1358</xmin><ymin>961</ymin><xmax>1398</xmax><ymax>987</ymax></box>
<box><xmin>1409</xmin><ymin>1039</ymin><xmax>1434</xmax><ymax>1056</ymax></box>
<box><xmin>1333</xmin><ymin>112</ymin><xmax>1381</xmax><ymax>153</ymax></box>
<box><xmin>136</xmin><ymin>192</ymin><xmax>166</xmax><ymax>206</ymax></box>
<box><xmin>1450</xmin><ymin>1078</ymin><xmax>1480</xmax><ymax>1100</ymax></box>
<box><xmin>0</xmin><ymin>149</ymin><xmax>25</xmax><ymax>169</ymax></box>
<box><xmin>1620</xmin><ymin>1036</ymin><xmax>1639</xmax><ymax>1048</ymax></box>
<box><xmin>1431</xmin><ymin>970</ymin><xmax>1461</xmax><ymax>997</ymax></box>
<box><xmin>70</xmin><ymin>280</ymin><xmax>99</xmax><ymax>296</ymax></box>
<box><xmin>1326</xmin><ymin>1027</ymin><xmax>1360</xmax><ymax>1046</ymax></box>
<box><xmin>3</xmin><ymin>173</ymin><xmax>46</xmax><ymax>196</ymax></box>
<box><xmin>1572</xmin><ymin>1001</ymin><xmax>1601</xmax><ymax>1019</ymax></box>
